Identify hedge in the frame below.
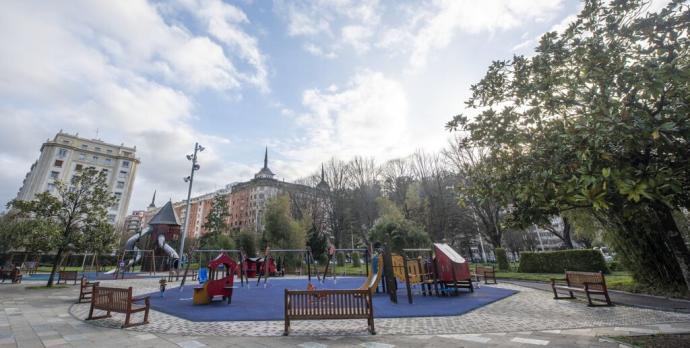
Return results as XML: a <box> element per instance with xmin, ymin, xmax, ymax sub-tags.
<box><xmin>352</xmin><ymin>252</ymin><xmax>361</xmax><ymax>267</ymax></box>
<box><xmin>518</xmin><ymin>249</ymin><xmax>609</xmax><ymax>274</ymax></box>
<box><xmin>495</xmin><ymin>248</ymin><xmax>510</xmax><ymax>271</ymax></box>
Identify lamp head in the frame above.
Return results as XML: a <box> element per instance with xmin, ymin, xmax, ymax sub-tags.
<box><xmin>183</xmin><ymin>176</ymin><xmax>191</xmax><ymax>183</ymax></box>
<box><xmin>193</xmin><ymin>164</ymin><xmax>200</xmax><ymax>171</ymax></box>
<box><xmin>186</xmin><ymin>154</ymin><xmax>193</xmax><ymax>161</ymax></box>
<box><xmin>198</xmin><ymin>145</ymin><xmax>205</xmax><ymax>152</ymax></box>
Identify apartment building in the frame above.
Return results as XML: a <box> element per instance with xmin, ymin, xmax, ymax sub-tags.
<box><xmin>16</xmin><ymin>131</ymin><xmax>139</xmax><ymax>225</ymax></box>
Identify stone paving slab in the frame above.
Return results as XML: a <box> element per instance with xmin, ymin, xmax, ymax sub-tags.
<box><xmin>63</xmin><ymin>278</ymin><xmax>690</xmax><ymax>337</ymax></box>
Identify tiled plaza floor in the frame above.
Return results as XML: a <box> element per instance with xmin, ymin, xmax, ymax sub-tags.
<box><xmin>2</xmin><ymin>278</ymin><xmax>690</xmax><ymax>347</ymax></box>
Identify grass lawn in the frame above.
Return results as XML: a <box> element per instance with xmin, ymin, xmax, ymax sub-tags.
<box><xmin>614</xmin><ymin>334</ymin><xmax>690</xmax><ymax>347</ymax></box>
<box><xmin>493</xmin><ymin>271</ymin><xmax>634</xmax><ymax>289</ymax></box>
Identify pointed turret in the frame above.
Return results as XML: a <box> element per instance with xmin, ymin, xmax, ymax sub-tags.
<box><xmin>264</xmin><ymin>146</ymin><xmax>268</xmax><ymax>169</ymax></box>
<box><xmin>148</xmin><ymin>190</ymin><xmax>157</xmax><ymax>209</ymax></box>
<box><xmin>254</xmin><ymin>146</ymin><xmax>275</xmax><ymax>179</ymax></box>
<box><xmin>316</xmin><ymin>163</ymin><xmax>330</xmax><ymax>191</ymax></box>
<box><xmin>148</xmin><ymin>200</ymin><xmax>180</xmax><ymax>226</ymax></box>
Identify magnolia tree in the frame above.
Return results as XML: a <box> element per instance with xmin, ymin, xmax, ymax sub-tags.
<box><xmin>447</xmin><ymin>0</ymin><xmax>690</xmax><ymax>291</ymax></box>
<box><xmin>10</xmin><ymin>168</ymin><xmax>115</xmax><ymax>287</ymax></box>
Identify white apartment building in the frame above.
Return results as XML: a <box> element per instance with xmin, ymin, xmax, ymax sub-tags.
<box><xmin>16</xmin><ymin>131</ymin><xmax>139</xmax><ymax>225</ymax></box>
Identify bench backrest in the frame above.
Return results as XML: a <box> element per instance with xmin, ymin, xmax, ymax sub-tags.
<box><xmin>285</xmin><ymin>289</ymin><xmax>371</xmax><ymax>319</ymax></box>
<box><xmin>92</xmin><ymin>286</ymin><xmax>132</xmax><ymax>312</ymax></box>
<box><xmin>566</xmin><ymin>271</ymin><xmax>605</xmax><ymax>290</ymax></box>
<box><xmin>476</xmin><ymin>265</ymin><xmax>494</xmax><ymax>274</ymax></box>
<box><xmin>60</xmin><ymin>271</ymin><xmax>78</xmax><ymax>280</ymax></box>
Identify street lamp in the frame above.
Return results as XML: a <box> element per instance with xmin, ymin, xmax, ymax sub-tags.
<box><xmin>179</xmin><ymin>142</ymin><xmax>204</xmax><ymax>269</ymax></box>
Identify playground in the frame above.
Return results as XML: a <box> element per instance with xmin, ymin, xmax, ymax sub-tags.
<box><xmin>149</xmin><ymin>276</ymin><xmax>515</xmax><ymax>321</ymax></box>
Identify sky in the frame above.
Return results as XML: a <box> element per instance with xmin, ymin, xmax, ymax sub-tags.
<box><xmin>0</xmin><ymin>0</ymin><xmax>592</xmax><ymax>212</ymax></box>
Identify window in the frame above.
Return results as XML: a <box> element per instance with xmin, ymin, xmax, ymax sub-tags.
<box><xmin>57</xmin><ymin>148</ymin><xmax>68</xmax><ymax>158</ymax></box>
<box><xmin>122</xmin><ymin>161</ymin><xmax>130</xmax><ymax>168</ymax></box>
<box><xmin>50</xmin><ymin>171</ymin><xmax>59</xmax><ymax>179</ymax></box>
<box><xmin>81</xmin><ymin>144</ymin><xmax>88</xmax><ymax>149</ymax></box>
<box><xmin>107</xmin><ymin>214</ymin><xmax>116</xmax><ymax>223</ymax></box>
<box><xmin>75</xmin><ymin>164</ymin><xmax>83</xmax><ymax>171</ymax></box>
<box><xmin>95</xmin><ymin>147</ymin><xmax>101</xmax><ymax>152</ymax></box>
<box><xmin>111</xmin><ymin>201</ymin><xmax>119</xmax><ymax>210</ymax></box>
<box><xmin>92</xmin><ymin>155</ymin><xmax>98</xmax><ymax>162</ymax></box>
<box><xmin>47</xmin><ymin>183</ymin><xmax>55</xmax><ymax>191</ymax></box>
<box><xmin>114</xmin><ymin>192</ymin><xmax>122</xmax><ymax>199</ymax></box>
<box><xmin>106</xmin><ymin>149</ymin><xmax>112</xmax><ymax>154</ymax></box>
<box><xmin>62</xmin><ymin>140</ymin><xmax>70</xmax><ymax>144</ymax></box>
<box><xmin>116</xmin><ymin>181</ymin><xmax>125</xmax><ymax>189</ymax></box>
<box><xmin>123</xmin><ymin>151</ymin><xmax>131</xmax><ymax>157</ymax></box>
<box><xmin>101</xmin><ymin>169</ymin><xmax>108</xmax><ymax>175</ymax></box>
<box><xmin>71</xmin><ymin>176</ymin><xmax>78</xmax><ymax>184</ymax></box>
<box><xmin>118</xmin><ymin>170</ymin><xmax>127</xmax><ymax>178</ymax></box>
<box><xmin>54</xmin><ymin>160</ymin><xmax>63</xmax><ymax>167</ymax></box>
<box><xmin>105</xmin><ymin>158</ymin><xmax>112</xmax><ymax>165</ymax></box>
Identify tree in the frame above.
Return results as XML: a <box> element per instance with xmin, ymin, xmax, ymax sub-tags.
<box><xmin>447</xmin><ymin>1</ymin><xmax>690</xmax><ymax>291</ymax></box>
<box><xmin>202</xmin><ymin>194</ymin><xmax>230</xmax><ymax>236</ymax></box>
<box><xmin>78</xmin><ymin>221</ymin><xmax>118</xmax><ymax>269</ymax></box>
<box><xmin>236</xmin><ymin>228</ymin><xmax>256</xmax><ymax>257</ymax></box>
<box><xmin>263</xmin><ymin>195</ymin><xmax>306</xmax><ymax>250</ymax></box>
<box><xmin>369</xmin><ymin>198</ymin><xmax>430</xmax><ymax>253</ymax></box>
<box><xmin>443</xmin><ymin>138</ymin><xmax>505</xmax><ymax>247</ymax></box>
<box><xmin>306</xmin><ymin>223</ymin><xmax>327</xmax><ymax>261</ymax></box>
<box><xmin>9</xmin><ymin>167</ymin><xmax>115</xmax><ymax>287</ymax></box>
<box><xmin>198</xmin><ymin>232</ymin><xmax>235</xmax><ymax>251</ymax></box>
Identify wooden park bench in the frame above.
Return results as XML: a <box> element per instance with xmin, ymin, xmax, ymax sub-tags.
<box><xmin>77</xmin><ymin>277</ymin><xmax>99</xmax><ymax>303</ymax></box>
<box><xmin>551</xmin><ymin>271</ymin><xmax>612</xmax><ymax>306</ymax></box>
<box><xmin>283</xmin><ymin>288</ymin><xmax>375</xmax><ymax>336</ymax></box>
<box><xmin>475</xmin><ymin>265</ymin><xmax>497</xmax><ymax>284</ymax></box>
<box><xmin>58</xmin><ymin>271</ymin><xmax>79</xmax><ymax>285</ymax></box>
<box><xmin>1</xmin><ymin>268</ymin><xmax>22</xmax><ymax>283</ymax></box>
<box><xmin>86</xmin><ymin>286</ymin><xmax>150</xmax><ymax>328</ymax></box>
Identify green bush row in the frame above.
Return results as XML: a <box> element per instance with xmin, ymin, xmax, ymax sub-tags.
<box><xmin>495</xmin><ymin>248</ymin><xmax>510</xmax><ymax>271</ymax></box>
<box><xmin>518</xmin><ymin>249</ymin><xmax>609</xmax><ymax>274</ymax></box>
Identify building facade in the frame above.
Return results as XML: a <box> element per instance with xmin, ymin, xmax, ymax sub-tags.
<box><xmin>144</xmin><ymin>149</ymin><xmax>329</xmax><ymax>240</ymax></box>
<box><xmin>16</xmin><ymin>131</ymin><xmax>139</xmax><ymax>225</ymax></box>
<box><xmin>123</xmin><ymin>210</ymin><xmax>145</xmax><ymax>236</ymax></box>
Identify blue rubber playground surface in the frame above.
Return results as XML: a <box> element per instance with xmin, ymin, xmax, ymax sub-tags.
<box><xmin>22</xmin><ymin>272</ymin><xmax>159</xmax><ymax>281</ymax></box>
<box><xmin>148</xmin><ymin>277</ymin><xmax>517</xmax><ymax>321</ymax></box>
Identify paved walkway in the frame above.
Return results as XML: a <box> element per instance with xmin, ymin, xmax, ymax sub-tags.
<box><xmin>1</xmin><ymin>278</ymin><xmax>690</xmax><ymax>347</ymax></box>
<box><xmin>503</xmin><ymin>280</ymin><xmax>690</xmax><ymax>313</ymax></box>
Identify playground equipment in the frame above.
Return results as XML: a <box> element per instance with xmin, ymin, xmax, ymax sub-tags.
<box><xmin>433</xmin><ymin>243</ymin><xmax>473</xmax><ymax>295</ymax></box>
<box><xmin>107</xmin><ymin>201</ymin><xmax>180</xmax><ymax>275</ymax></box>
<box><xmin>391</xmin><ymin>253</ymin><xmax>436</xmax><ymax>304</ymax></box>
<box><xmin>358</xmin><ymin>253</ymin><xmax>383</xmax><ymax>295</ymax></box>
<box><xmin>193</xmin><ymin>253</ymin><xmax>238</xmax><ymax>305</ymax></box>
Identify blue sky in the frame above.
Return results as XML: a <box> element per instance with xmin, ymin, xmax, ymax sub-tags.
<box><xmin>0</xmin><ymin>0</ymin><xmax>600</xmax><ymax>211</ymax></box>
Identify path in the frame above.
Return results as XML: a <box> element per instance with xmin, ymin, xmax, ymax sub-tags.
<box><xmin>1</xmin><ymin>278</ymin><xmax>689</xmax><ymax>347</ymax></box>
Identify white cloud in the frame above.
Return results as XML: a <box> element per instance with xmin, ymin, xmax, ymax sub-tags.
<box><xmin>274</xmin><ymin>0</ymin><xmax>381</xmax><ymax>57</ymax></box>
<box><xmin>278</xmin><ymin>71</ymin><xmax>411</xmax><ymax>178</ymax></box>
<box><xmin>0</xmin><ymin>1</ymin><xmax>267</xmax><ymax>211</ymax></box>
<box><xmin>275</xmin><ymin>0</ymin><xmax>564</xmax><ymax>66</ymax></box>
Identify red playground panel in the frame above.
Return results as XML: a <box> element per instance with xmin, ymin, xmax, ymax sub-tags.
<box><xmin>193</xmin><ymin>253</ymin><xmax>237</xmax><ymax>305</ymax></box>
<box><xmin>433</xmin><ymin>243</ymin><xmax>471</xmax><ymax>282</ymax></box>
<box><xmin>243</xmin><ymin>257</ymin><xmax>276</xmax><ymax>278</ymax></box>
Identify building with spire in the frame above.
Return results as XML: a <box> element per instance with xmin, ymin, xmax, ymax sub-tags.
<box><xmin>144</xmin><ymin>148</ymin><xmax>329</xmax><ymax>239</ymax></box>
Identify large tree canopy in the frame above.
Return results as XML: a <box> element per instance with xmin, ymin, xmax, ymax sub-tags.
<box><xmin>447</xmin><ymin>0</ymin><xmax>690</xmax><ymax>291</ymax></box>
<box><xmin>9</xmin><ymin>167</ymin><xmax>115</xmax><ymax>287</ymax></box>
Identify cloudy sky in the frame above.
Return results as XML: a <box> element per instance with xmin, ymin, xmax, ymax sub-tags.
<box><xmin>0</xmin><ymin>0</ymin><xmax>588</xmax><ymax>211</ymax></box>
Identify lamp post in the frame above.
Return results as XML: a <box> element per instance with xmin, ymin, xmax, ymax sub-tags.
<box><xmin>179</xmin><ymin>142</ymin><xmax>204</xmax><ymax>268</ymax></box>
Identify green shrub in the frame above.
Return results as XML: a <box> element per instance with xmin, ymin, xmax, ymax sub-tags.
<box><xmin>495</xmin><ymin>248</ymin><xmax>509</xmax><ymax>271</ymax></box>
<box><xmin>518</xmin><ymin>249</ymin><xmax>609</xmax><ymax>274</ymax></box>
<box><xmin>336</xmin><ymin>253</ymin><xmax>345</xmax><ymax>267</ymax></box>
<box><xmin>352</xmin><ymin>252</ymin><xmax>361</xmax><ymax>267</ymax></box>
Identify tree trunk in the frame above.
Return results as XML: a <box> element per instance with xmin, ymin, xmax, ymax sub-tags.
<box><xmin>47</xmin><ymin>247</ymin><xmax>63</xmax><ymax>287</ymax></box>
<box><xmin>561</xmin><ymin>217</ymin><xmax>574</xmax><ymax>249</ymax></box>
<box><xmin>655</xmin><ymin>204</ymin><xmax>690</xmax><ymax>293</ymax></box>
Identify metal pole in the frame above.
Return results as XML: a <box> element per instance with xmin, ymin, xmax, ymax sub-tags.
<box><xmin>472</xmin><ymin>211</ymin><xmax>487</xmax><ymax>262</ymax></box>
<box><xmin>179</xmin><ymin>142</ymin><xmax>201</xmax><ymax>268</ymax></box>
